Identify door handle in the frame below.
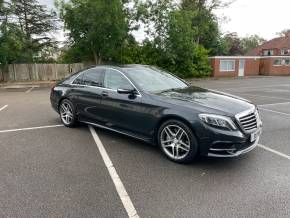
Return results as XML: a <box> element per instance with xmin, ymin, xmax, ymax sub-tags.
<box><xmin>102</xmin><ymin>91</ymin><xmax>109</xmax><ymax>97</ymax></box>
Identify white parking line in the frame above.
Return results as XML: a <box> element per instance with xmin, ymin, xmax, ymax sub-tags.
<box><xmin>259</xmin><ymin>108</ymin><xmax>290</xmax><ymax>116</ymax></box>
<box><xmin>236</xmin><ymin>93</ymin><xmax>289</xmax><ymax>100</ymax></box>
<box><xmin>89</xmin><ymin>126</ymin><xmax>139</xmax><ymax>218</ymax></box>
<box><xmin>259</xmin><ymin>102</ymin><xmax>290</xmax><ymax>107</ymax></box>
<box><xmin>222</xmin><ymin>84</ymin><xmax>290</xmax><ymax>91</ymax></box>
<box><xmin>0</xmin><ymin>124</ymin><xmax>63</xmax><ymax>134</ymax></box>
<box><xmin>0</xmin><ymin>105</ymin><xmax>8</xmax><ymax>111</ymax></box>
<box><xmin>25</xmin><ymin>87</ymin><xmax>35</xmax><ymax>93</ymax></box>
<box><xmin>258</xmin><ymin>144</ymin><xmax>290</xmax><ymax>160</ymax></box>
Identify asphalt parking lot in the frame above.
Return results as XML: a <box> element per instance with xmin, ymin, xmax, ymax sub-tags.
<box><xmin>0</xmin><ymin>76</ymin><xmax>290</xmax><ymax>218</ymax></box>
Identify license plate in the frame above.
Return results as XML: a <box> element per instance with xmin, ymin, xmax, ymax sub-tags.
<box><xmin>250</xmin><ymin>129</ymin><xmax>262</xmax><ymax>142</ymax></box>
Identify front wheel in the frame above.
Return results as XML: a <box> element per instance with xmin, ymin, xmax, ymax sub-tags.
<box><xmin>158</xmin><ymin>120</ymin><xmax>198</xmax><ymax>164</ymax></box>
<box><xmin>59</xmin><ymin>99</ymin><xmax>77</xmax><ymax>127</ymax></box>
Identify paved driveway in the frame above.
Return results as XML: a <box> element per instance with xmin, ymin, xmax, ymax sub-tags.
<box><xmin>0</xmin><ymin>77</ymin><xmax>290</xmax><ymax>217</ymax></box>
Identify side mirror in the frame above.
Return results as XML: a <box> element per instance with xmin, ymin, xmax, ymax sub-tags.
<box><xmin>117</xmin><ymin>88</ymin><xmax>137</xmax><ymax>95</ymax></box>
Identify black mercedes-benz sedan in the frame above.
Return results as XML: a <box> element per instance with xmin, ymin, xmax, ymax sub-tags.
<box><xmin>50</xmin><ymin>65</ymin><xmax>263</xmax><ymax>163</ymax></box>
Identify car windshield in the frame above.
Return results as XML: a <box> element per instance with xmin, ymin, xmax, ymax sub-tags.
<box><xmin>124</xmin><ymin>67</ymin><xmax>188</xmax><ymax>93</ymax></box>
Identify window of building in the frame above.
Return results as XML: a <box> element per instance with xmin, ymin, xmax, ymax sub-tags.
<box><xmin>281</xmin><ymin>49</ymin><xmax>289</xmax><ymax>55</ymax></box>
<box><xmin>274</xmin><ymin>59</ymin><xmax>282</xmax><ymax>66</ymax></box>
<box><xmin>273</xmin><ymin>59</ymin><xmax>290</xmax><ymax>66</ymax></box>
<box><xmin>220</xmin><ymin>60</ymin><xmax>235</xmax><ymax>72</ymax></box>
<box><xmin>263</xmin><ymin>50</ymin><xmax>274</xmax><ymax>56</ymax></box>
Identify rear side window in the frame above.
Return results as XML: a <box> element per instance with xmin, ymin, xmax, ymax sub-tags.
<box><xmin>73</xmin><ymin>68</ymin><xmax>104</xmax><ymax>87</ymax></box>
<box><xmin>62</xmin><ymin>72</ymin><xmax>82</xmax><ymax>85</ymax></box>
<box><xmin>104</xmin><ymin>69</ymin><xmax>133</xmax><ymax>90</ymax></box>
<box><xmin>73</xmin><ymin>73</ymin><xmax>84</xmax><ymax>85</ymax></box>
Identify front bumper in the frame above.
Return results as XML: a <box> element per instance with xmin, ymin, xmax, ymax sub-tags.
<box><xmin>195</xmin><ymin>122</ymin><xmax>262</xmax><ymax>157</ymax></box>
<box><xmin>207</xmin><ymin>136</ymin><xmax>260</xmax><ymax>157</ymax></box>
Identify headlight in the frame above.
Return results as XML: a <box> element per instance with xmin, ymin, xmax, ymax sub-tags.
<box><xmin>199</xmin><ymin>114</ymin><xmax>237</xmax><ymax>131</ymax></box>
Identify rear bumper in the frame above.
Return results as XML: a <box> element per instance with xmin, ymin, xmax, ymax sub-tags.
<box><xmin>50</xmin><ymin>92</ymin><xmax>59</xmax><ymax>113</ymax></box>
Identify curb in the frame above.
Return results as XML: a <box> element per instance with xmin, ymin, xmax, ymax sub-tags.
<box><xmin>188</xmin><ymin>75</ymin><xmax>288</xmax><ymax>82</ymax></box>
<box><xmin>0</xmin><ymin>81</ymin><xmax>56</xmax><ymax>88</ymax></box>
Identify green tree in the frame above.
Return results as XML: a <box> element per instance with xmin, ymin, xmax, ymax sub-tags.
<box><xmin>219</xmin><ymin>33</ymin><xmax>265</xmax><ymax>55</ymax></box>
<box><xmin>166</xmin><ymin>10</ymin><xmax>211</xmax><ymax>77</ymax></box>
<box><xmin>241</xmin><ymin>35</ymin><xmax>265</xmax><ymax>55</ymax></box>
<box><xmin>180</xmin><ymin>0</ymin><xmax>235</xmax><ymax>55</ymax></box>
<box><xmin>0</xmin><ymin>1</ymin><xmax>25</xmax><ymax>64</ymax></box>
<box><xmin>181</xmin><ymin>1</ymin><xmax>218</xmax><ymax>49</ymax></box>
<box><xmin>136</xmin><ymin>0</ymin><xmax>175</xmax><ymax>49</ymax></box>
<box><xmin>277</xmin><ymin>29</ymin><xmax>290</xmax><ymax>37</ymax></box>
<box><xmin>0</xmin><ymin>23</ymin><xmax>26</xmax><ymax>64</ymax></box>
<box><xmin>57</xmin><ymin>0</ymin><xmax>131</xmax><ymax>64</ymax></box>
<box><xmin>135</xmin><ymin>0</ymin><xmax>212</xmax><ymax>77</ymax></box>
<box><xmin>221</xmin><ymin>32</ymin><xmax>243</xmax><ymax>55</ymax></box>
<box><xmin>11</xmin><ymin>0</ymin><xmax>58</xmax><ymax>62</ymax></box>
<box><xmin>0</xmin><ymin>0</ymin><xmax>58</xmax><ymax>63</ymax></box>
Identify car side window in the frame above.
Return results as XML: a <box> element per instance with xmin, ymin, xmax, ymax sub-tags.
<box><xmin>82</xmin><ymin>68</ymin><xmax>104</xmax><ymax>87</ymax></box>
<box><xmin>72</xmin><ymin>73</ymin><xmax>84</xmax><ymax>85</ymax></box>
<box><xmin>104</xmin><ymin>69</ymin><xmax>133</xmax><ymax>90</ymax></box>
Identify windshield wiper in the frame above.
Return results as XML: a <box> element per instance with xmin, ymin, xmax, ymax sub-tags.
<box><xmin>160</xmin><ymin>88</ymin><xmax>179</xmax><ymax>93</ymax></box>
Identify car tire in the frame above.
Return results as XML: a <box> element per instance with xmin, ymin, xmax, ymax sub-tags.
<box><xmin>158</xmin><ymin>119</ymin><xmax>198</xmax><ymax>164</ymax></box>
<box><xmin>59</xmin><ymin>99</ymin><xmax>77</xmax><ymax>127</ymax></box>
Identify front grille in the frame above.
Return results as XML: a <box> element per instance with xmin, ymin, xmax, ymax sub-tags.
<box><xmin>238</xmin><ymin>110</ymin><xmax>258</xmax><ymax>132</ymax></box>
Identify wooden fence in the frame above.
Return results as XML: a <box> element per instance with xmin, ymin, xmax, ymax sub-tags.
<box><xmin>0</xmin><ymin>63</ymin><xmax>86</xmax><ymax>82</ymax></box>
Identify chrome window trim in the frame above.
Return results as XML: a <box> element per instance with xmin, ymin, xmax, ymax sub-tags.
<box><xmin>70</xmin><ymin>67</ymin><xmax>142</xmax><ymax>97</ymax></box>
<box><xmin>71</xmin><ymin>71</ymin><xmax>86</xmax><ymax>85</ymax></box>
<box><xmin>71</xmin><ymin>67</ymin><xmax>105</xmax><ymax>86</ymax></box>
<box><xmin>105</xmin><ymin>68</ymin><xmax>142</xmax><ymax>97</ymax></box>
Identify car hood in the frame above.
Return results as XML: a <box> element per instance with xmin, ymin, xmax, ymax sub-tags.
<box><xmin>153</xmin><ymin>86</ymin><xmax>255</xmax><ymax>116</ymax></box>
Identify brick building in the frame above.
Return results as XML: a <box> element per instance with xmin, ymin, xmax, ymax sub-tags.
<box><xmin>210</xmin><ymin>31</ymin><xmax>290</xmax><ymax>77</ymax></box>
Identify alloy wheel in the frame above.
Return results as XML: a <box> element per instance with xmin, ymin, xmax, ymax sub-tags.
<box><xmin>160</xmin><ymin>125</ymin><xmax>191</xmax><ymax>160</ymax></box>
<box><xmin>60</xmin><ymin>102</ymin><xmax>74</xmax><ymax>125</ymax></box>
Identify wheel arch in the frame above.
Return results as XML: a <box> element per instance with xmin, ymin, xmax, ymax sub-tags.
<box><xmin>57</xmin><ymin>97</ymin><xmax>72</xmax><ymax>112</ymax></box>
<box><xmin>154</xmin><ymin>115</ymin><xmax>199</xmax><ymax>144</ymax></box>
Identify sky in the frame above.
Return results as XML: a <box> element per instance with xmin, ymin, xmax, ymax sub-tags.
<box><xmin>39</xmin><ymin>0</ymin><xmax>290</xmax><ymax>41</ymax></box>
<box><xmin>215</xmin><ymin>0</ymin><xmax>290</xmax><ymax>40</ymax></box>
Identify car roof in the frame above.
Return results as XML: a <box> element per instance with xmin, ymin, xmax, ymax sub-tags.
<box><xmin>87</xmin><ymin>64</ymin><xmax>150</xmax><ymax>71</ymax></box>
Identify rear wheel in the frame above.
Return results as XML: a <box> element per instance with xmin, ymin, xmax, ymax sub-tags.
<box><xmin>158</xmin><ymin>120</ymin><xmax>198</xmax><ymax>164</ymax></box>
<box><xmin>59</xmin><ymin>99</ymin><xmax>77</xmax><ymax>127</ymax></box>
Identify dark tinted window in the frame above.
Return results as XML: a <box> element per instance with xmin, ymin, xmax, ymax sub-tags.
<box><xmin>72</xmin><ymin>73</ymin><xmax>84</xmax><ymax>85</ymax></box>
<box><xmin>63</xmin><ymin>71</ymin><xmax>82</xmax><ymax>85</ymax></box>
<box><xmin>82</xmin><ymin>68</ymin><xmax>104</xmax><ymax>87</ymax></box>
<box><xmin>104</xmin><ymin>69</ymin><xmax>133</xmax><ymax>90</ymax></box>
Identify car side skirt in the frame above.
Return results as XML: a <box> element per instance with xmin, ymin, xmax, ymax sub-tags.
<box><xmin>81</xmin><ymin>121</ymin><xmax>154</xmax><ymax>144</ymax></box>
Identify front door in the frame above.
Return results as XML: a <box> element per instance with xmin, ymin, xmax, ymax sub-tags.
<box><xmin>99</xmin><ymin>68</ymin><xmax>146</xmax><ymax>136</ymax></box>
<box><xmin>238</xmin><ymin>59</ymin><xmax>245</xmax><ymax>77</ymax></box>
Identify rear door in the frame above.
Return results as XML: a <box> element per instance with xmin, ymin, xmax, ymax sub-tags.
<box><xmin>73</xmin><ymin>67</ymin><xmax>106</xmax><ymax>124</ymax></box>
